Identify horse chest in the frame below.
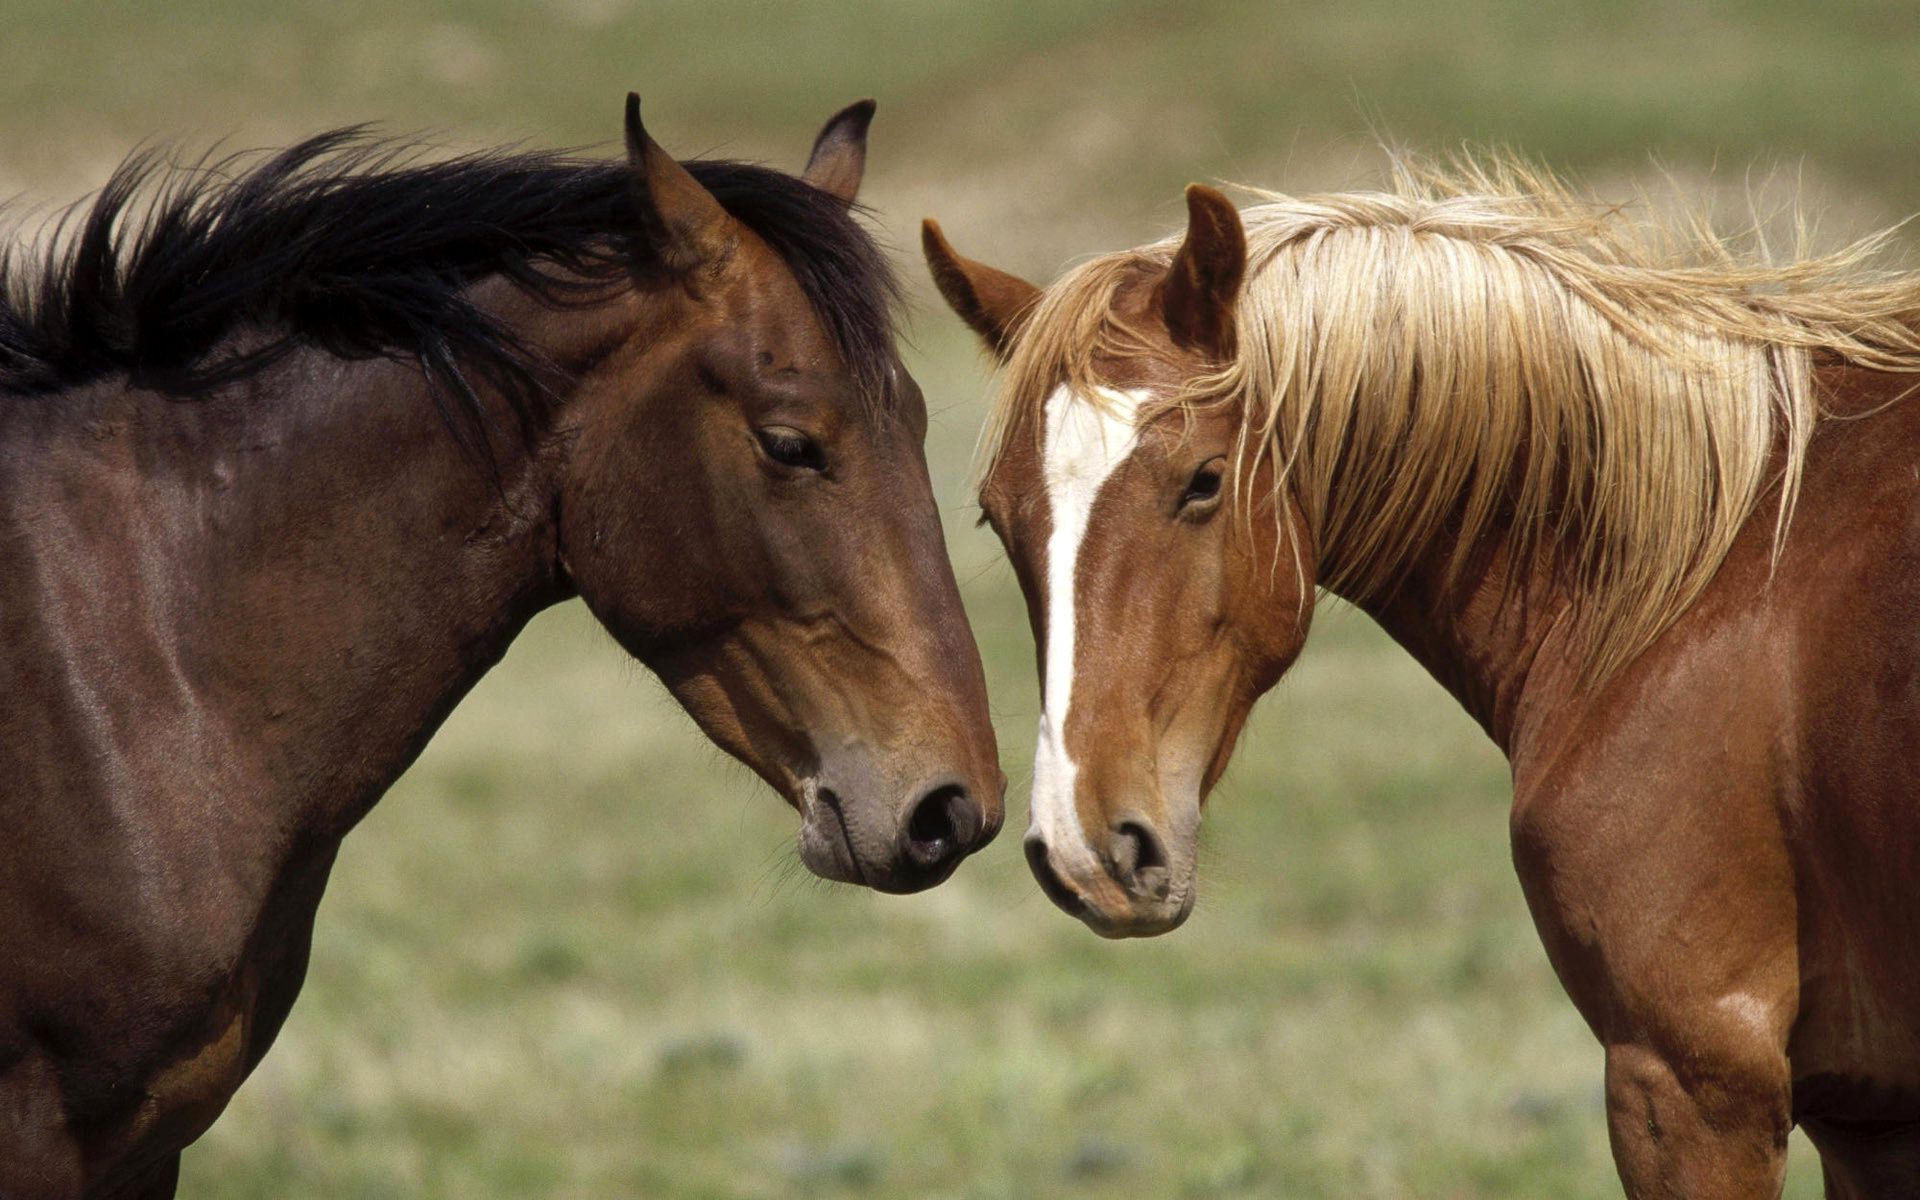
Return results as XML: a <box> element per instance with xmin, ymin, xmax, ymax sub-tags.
<box><xmin>97</xmin><ymin>1005</ymin><xmax>253</xmax><ymax>1173</ymax></box>
<box><xmin>41</xmin><ymin>858</ymin><xmax>334</xmax><ymax>1187</ymax></box>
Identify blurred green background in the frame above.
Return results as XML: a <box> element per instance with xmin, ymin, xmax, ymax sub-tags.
<box><xmin>8</xmin><ymin>2</ymin><xmax>1916</xmax><ymax>1195</ymax></box>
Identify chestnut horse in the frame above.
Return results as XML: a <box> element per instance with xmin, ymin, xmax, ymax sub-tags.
<box><xmin>0</xmin><ymin>97</ymin><xmax>1002</xmax><ymax>1198</ymax></box>
<box><xmin>926</xmin><ymin>160</ymin><xmax>1920</xmax><ymax>1196</ymax></box>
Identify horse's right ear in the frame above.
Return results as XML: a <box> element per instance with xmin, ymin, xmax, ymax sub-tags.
<box><xmin>625</xmin><ymin>93</ymin><xmax>736</xmax><ymax>277</ymax></box>
<box><xmin>1156</xmin><ymin>184</ymin><xmax>1245</xmax><ymax>360</ymax></box>
<box><xmin>803</xmin><ymin>99</ymin><xmax>875</xmax><ymax>204</ymax></box>
<box><xmin>921</xmin><ymin>219</ymin><xmax>1041</xmax><ymax>360</ymax></box>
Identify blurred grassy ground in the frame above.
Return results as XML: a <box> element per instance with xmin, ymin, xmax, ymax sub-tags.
<box><xmin>6</xmin><ymin>1</ymin><xmax>1914</xmax><ymax>1195</ymax></box>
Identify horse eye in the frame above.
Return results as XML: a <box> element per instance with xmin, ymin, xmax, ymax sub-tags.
<box><xmin>1180</xmin><ymin>459</ymin><xmax>1225</xmax><ymax>510</ymax></box>
<box><xmin>756</xmin><ymin>426</ymin><xmax>826</xmax><ymax>472</ymax></box>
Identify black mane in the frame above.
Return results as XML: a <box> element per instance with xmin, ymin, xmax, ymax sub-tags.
<box><xmin>0</xmin><ymin>130</ymin><xmax>901</xmax><ymax>437</ymax></box>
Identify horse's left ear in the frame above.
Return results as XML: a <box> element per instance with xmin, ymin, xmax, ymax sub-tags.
<box><xmin>802</xmin><ymin>99</ymin><xmax>876</xmax><ymax>204</ymax></box>
<box><xmin>1158</xmin><ymin>184</ymin><xmax>1246</xmax><ymax>360</ymax></box>
<box><xmin>625</xmin><ymin>93</ymin><xmax>736</xmax><ymax>277</ymax></box>
<box><xmin>921</xmin><ymin>219</ymin><xmax>1042</xmax><ymax>360</ymax></box>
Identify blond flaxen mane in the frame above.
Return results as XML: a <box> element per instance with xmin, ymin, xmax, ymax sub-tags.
<box><xmin>982</xmin><ymin>154</ymin><xmax>1920</xmax><ymax>677</ymax></box>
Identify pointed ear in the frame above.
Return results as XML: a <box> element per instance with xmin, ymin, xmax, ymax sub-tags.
<box><xmin>921</xmin><ymin>218</ymin><xmax>1042</xmax><ymax>360</ymax></box>
<box><xmin>624</xmin><ymin>93</ymin><xmax>735</xmax><ymax>276</ymax></box>
<box><xmin>802</xmin><ymin>99</ymin><xmax>875</xmax><ymax>204</ymax></box>
<box><xmin>1157</xmin><ymin>184</ymin><xmax>1245</xmax><ymax>359</ymax></box>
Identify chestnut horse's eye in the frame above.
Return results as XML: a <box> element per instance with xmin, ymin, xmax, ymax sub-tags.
<box><xmin>756</xmin><ymin>426</ymin><xmax>826</xmax><ymax>472</ymax></box>
<box><xmin>1180</xmin><ymin>458</ymin><xmax>1225</xmax><ymax>512</ymax></box>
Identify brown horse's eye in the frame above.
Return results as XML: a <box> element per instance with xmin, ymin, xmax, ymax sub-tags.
<box><xmin>1180</xmin><ymin>458</ymin><xmax>1225</xmax><ymax>512</ymax></box>
<box><xmin>756</xmin><ymin>426</ymin><xmax>826</xmax><ymax>472</ymax></box>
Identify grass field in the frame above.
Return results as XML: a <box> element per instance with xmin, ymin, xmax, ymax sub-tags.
<box><xmin>7</xmin><ymin>2</ymin><xmax>1915</xmax><ymax>1194</ymax></box>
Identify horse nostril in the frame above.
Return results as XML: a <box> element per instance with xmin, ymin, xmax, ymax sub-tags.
<box><xmin>1024</xmin><ymin>836</ymin><xmax>1085</xmax><ymax>914</ymax></box>
<box><xmin>904</xmin><ymin>784</ymin><xmax>979</xmax><ymax>867</ymax></box>
<box><xmin>1109</xmin><ymin>819</ymin><xmax>1171</xmax><ymax>899</ymax></box>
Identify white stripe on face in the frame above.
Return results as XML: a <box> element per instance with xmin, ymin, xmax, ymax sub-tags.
<box><xmin>1029</xmin><ymin>384</ymin><xmax>1148</xmax><ymax>863</ymax></box>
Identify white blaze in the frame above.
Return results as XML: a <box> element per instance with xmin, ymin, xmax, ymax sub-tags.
<box><xmin>1029</xmin><ymin>385</ymin><xmax>1147</xmax><ymax>862</ymax></box>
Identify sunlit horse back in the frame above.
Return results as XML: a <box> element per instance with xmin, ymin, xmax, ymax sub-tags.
<box><xmin>0</xmin><ymin>97</ymin><xmax>1001</xmax><ymax>1197</ymax></box>
<box><xmin>927</xmin><ymin>157</ymin><xmax>1920</xmax><ymax>1195</ymax></box>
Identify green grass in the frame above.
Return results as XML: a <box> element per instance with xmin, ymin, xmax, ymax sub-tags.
<box><xmin>2</xmin><ymin>2</ymin><xmax>1901</xmax><ymax>1193</ymax></box>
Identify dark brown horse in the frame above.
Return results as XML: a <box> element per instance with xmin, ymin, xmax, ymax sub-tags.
<box><xmin>0</xmin><ymin>97</ymin><xmax>1002</xmax><ymax>1197</ymax></box>
<box><xmin>926</xmin><ymin>159</ymin><xmax>1920</xmax><ymax>1196</ymax></box>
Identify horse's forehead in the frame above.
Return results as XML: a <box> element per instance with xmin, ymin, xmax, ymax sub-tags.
<box><xmin>730</xmin><ymin>244</ymin><xmax>837</xmax><ymax>351</ymax></box>
<box><xmin>1029</xmin><ymin>385</ymin><xmax>1153</xmax><ymax>604</ymax></box>
<box><xmin>1042</xmin><ymin>385</ymin><xmax>1148</xmax><ymax>493</ymax></box>
<box><xmin>985</xmin><ymin>383</ymin><xmax>1144</xmax><ymax>523</ymax></box>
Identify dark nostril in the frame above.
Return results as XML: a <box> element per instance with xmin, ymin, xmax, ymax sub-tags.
<box><xmin>1113</xmin><ymin>820</ymin><xmax>1167</xmax><ymax>873</ymax></box>
<box><xmin>904</xmin><ymin>784</ymin><xmax>979</xmax><ymax>867</ymax></box>
<box><xmin>1109</xmin><ymin>819</ymin><xmax>1171</xmax><ymax>898</ymax></box>
<box><xmin>1025</xmin><ymin>837</ymin><xmax>1084</xmax><ymax>914</ymax></box>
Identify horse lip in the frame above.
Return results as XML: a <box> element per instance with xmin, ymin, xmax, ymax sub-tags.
<box><xmin>1027</xmin><ymin>830</ymin><xmax>1193</xmax><ymax>935</ymax></box>
<box><xmin>1080</xmin><ymin>897</ymin><xmax>1193</xmax><ymax>939</ymax></box>
<box><xmin>1071</xmin><ymin>881</ymin><xmax>1196</xmax><ymax>939</ymax></box>
<box><xmin>797</xmin><ymin>780</ymin><xmax>869</xmax><ymax>888</ymax></box>
<box><xmin>815</xmin><ymin>785</ymin><xmax>869</xmax><ymax>888</ymax></box>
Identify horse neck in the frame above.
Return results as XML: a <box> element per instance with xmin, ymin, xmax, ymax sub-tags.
<box><xmin>1342</xmin><ymin>527</ymin><xmax>1573</xmax><ymax>758</ymax></box>
<box><xmin>273</xmin><ymin>371</ymin><xmax>563</xmax><ymax>833</ymax></box>
<box><xmin>13</xmin><ymin>285</ymin><xmax>630</xmax><ymax>841</ymax></box>
<box><xmin>222</xmin><ymin>289</ymin><xmax>647</xmax><ymax>833</ymax></box>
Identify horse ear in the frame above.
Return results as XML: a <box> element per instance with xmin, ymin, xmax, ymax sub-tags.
<box><xmin>624</xmin><ymin>93</ymin><xmax>735</xmax><ymax>277</ymax></box>
<box><xmin>1158</xmin><ymin>184</ymin><xmax>1245</xmax><ymax>359</ymax></box>
<box><xmin>802</xmin><ymin>99</ymin><xmax>875</xmax><ymax>204</ymax></box>
<box><xmin>921</xmin><ymin>219</ymin><xmax>1042</xmax><ymax>360</ymax></box>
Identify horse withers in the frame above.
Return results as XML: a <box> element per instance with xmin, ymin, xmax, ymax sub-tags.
<box><xmin>927</xmin><ymin>161</ymin><xmax>1920</xmax><ymax>1196</ymax></box>
<box><xmin>0</xmin><ymin>97</ymin><xmax>1001</xmax><ymax>1197</ymax></box>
